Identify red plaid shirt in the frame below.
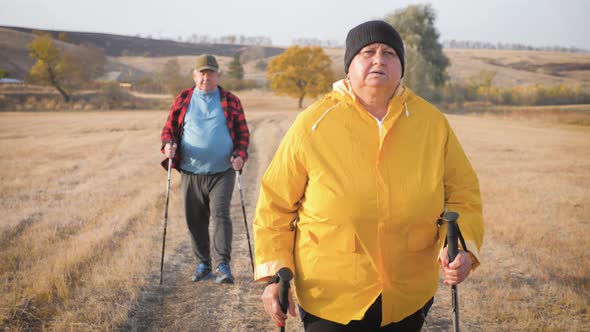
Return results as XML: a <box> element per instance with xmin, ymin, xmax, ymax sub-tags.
<box><xmin>160</xmin><ymin>86</ymin><xmax>250</xmax><ymax>171</ymax></box>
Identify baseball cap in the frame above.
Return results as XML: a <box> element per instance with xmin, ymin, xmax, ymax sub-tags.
<box><xmin>195</xmin><ymin>54</ymin><xmax>219</xmax><ymax>72</ymax></box>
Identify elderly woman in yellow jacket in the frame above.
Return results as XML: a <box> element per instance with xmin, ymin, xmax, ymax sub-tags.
<box><xmin>254</xmin><ymin>20</ymin><xmax>483</xmax><ymax>332</ymax></box>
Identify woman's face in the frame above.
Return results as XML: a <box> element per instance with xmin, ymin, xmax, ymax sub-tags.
<box><xmin>347</xmin><ymin>43</ymin><xmax>402</xmax><ymax>93</ymax></box>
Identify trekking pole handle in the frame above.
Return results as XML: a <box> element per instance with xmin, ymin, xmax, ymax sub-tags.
<box><xmin>231</xmin><ymin>151</ymin><xmax>243</xmax><ymax>174</ymax></box>
<box><xmin>444</xmin><ymin>211</ymin><xmax>460</xmax><ymax>332</ymax></box>
<box><xmin>277</xmin><ymin>267</ymin><xmax>293</xmax><ymax>314</ymax></box>
<box><xmin>444</xmin><ymin>211</ymin><xmax>460</xmax><ymax>262</ymax></box>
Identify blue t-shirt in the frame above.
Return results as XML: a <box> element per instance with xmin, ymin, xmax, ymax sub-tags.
<box><xmin>180</xmin><ymin>88</ymin><xmax>233</xmax><ymax>174</ymax></box>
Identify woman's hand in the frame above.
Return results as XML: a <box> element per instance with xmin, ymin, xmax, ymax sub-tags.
<box><xmin>261</xmin><ymin>282</ymin><xmax>296</xmax><ymax>327</ymax></box>
<box><xmin>439</xmin><ymin>247</ymin><xmax>472</xmax><ymax>285</ymax></box>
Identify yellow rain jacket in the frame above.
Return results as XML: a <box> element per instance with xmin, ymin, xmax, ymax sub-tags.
<box><xmin>253</xmin><ymin>79</ymin><xmax>483</xmax><ymax>326</ymax></box>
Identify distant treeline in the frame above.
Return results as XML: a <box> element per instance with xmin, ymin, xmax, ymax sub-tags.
<box><xmin>155</xmin><ymin>34</ymin><xmax>587</xmax><ymax>53</ymax></box>
<box><xmin>157</xmin><ymin>34</ymin><xmax>343</xmax><ymax>48</ymax></box>
<box><xmin>443</xmin><ymin>40</ymin><xmax>588</xmax><ymax>53</ymax></box>
<box><xmin>156</xmin><ymin>34</ymin><xmax>273</xmax><ymax>46</ymax></box>
<box><xmin>291</xmin><ymin>38</ymin><xmax>342</xmax><ymax>48</ymax></box>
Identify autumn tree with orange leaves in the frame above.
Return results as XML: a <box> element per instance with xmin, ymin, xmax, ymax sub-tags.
<box><xmin>266</xmin><ymin>46</ymin><xmax>333</xmax><ymax>108</ymax></box>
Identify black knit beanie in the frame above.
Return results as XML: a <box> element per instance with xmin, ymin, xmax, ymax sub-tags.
<box><xmin>344</xmin><ymin>20</ymin><xmax>405</xmax><ymax>77</ymax></box>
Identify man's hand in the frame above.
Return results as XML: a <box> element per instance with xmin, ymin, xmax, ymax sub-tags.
<box><xmin>165</xmin><ymin>142</ymin><xmax>177</xmax><ymax>159</ymax></box>
<box><xmin>261</xmin><ymin>282</ymin><xmax>296</xmax><ymax>328</ymax></box>
<box><xmin>231</xmin><ymin>155</ymin><xmax>244</xmax><ymax>171</ymax></box>
<box><xmin>439</xmin><ymin>247</ymin><xmax>472</xmax><ymax>285</ymax></box>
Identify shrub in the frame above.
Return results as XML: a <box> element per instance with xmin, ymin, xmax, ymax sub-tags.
<box><xmin>442</xmin><ymin>81</ymin><xmax>590</xmax><ymax>106</ymax></box>
<box><xmin>135</xmin><ymin>76</ymin><xmax>162</xmax><ymax>93</ymax></box>
<box><xmin>95</xmin><ymin>82</ymin><xmax>134</xmax><ymax>109</ymax></box>
<box><xmin>255</xmin><ymin>59</ymin><xmax>267</xmax><ymax>71</ymax></box>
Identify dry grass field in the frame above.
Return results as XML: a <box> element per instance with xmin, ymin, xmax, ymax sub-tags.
<box><xmin>444</xmin><ymin>49</ymin><xmax>590</xmax><ymax>91</ymax></box>
<box><xmin>0</xmin><ymin>90</ymin><xmax>588</xmax><ymax>331</ymax></box>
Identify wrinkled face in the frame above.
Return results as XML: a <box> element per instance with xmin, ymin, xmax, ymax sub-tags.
<box><xmin>193</xmin><ymin>69</ymin><xmax>220</xmax><ymax>92</ymax></box>
<box><xmin>347</xmin><ymin>43</ymin><xmax>402</xmax><ymax>92</ymax></box>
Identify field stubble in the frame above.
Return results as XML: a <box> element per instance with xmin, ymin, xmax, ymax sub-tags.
<box><xmin>0</xmin><ymin>96</ymin><xmax>588</xmax><ymax>331</ymax></box>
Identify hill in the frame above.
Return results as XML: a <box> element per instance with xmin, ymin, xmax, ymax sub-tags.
<box><xmin>2</xmin><ymin>26</ymin><xmax>590</xmax><ymax>92</ymax></box>
<box><xmin>112</xmin><ymin>47</ymin><xmax>590</xmax><ymax>92</ymax></box>
<box><xmin>1</xmin><ymin>26</ymin><xmax>284</xmax><ymax>58</ymax></box>
<box><xmin>445</xmin><ymin>48</ymin><xmax>590</xmax><ymax>91</ymax></box>
<box><xmin>322</xmin><ymin>48</ymin><xmax>590</xmax><ymax>91</ymax></box>
<box><xmin>0</xmin><ymin>26</ymin><xmax>284</xmax><ymax>80</ymax></box>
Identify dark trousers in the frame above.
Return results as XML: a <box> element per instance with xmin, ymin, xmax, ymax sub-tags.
<box><xmin>301</xmin><ymin>296</ymin><xmax>434</xmax><ymax>332</ymax></box>
<box><xmin>180</xmin><ymin>168</ymin><xmax>235</xmax><ymax>267</ymax></box>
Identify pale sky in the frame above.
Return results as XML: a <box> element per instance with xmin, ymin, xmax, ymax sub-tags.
<box><xmin>0</xmin><ymin>0</ymin><xmax>588</xmax><ymax>49</ymax></box>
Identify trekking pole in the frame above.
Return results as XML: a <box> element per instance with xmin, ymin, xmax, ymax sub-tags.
<box><xmin>236</xmin><ymin>170</ymin><xmax>255</xmax><ymax>275</ymax></box>
<box><xmin>159</xmin><ymin>142</ymin><xmax>173</xmax><ymax>285</ymax></box>
<box><xmin>277</xmin><ymin>267</ymin><xmax>293</xmax><ymax>332</ymax></box>
<box><xmin>444</xmin><ymin>211</ymin><xmax>460</xmax><ymax>332</ymax></box>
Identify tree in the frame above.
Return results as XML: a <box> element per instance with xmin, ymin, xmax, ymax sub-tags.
<box><xmin>28</xmin><ymin>34</ymin><xmax>71</xmax><ymax>101</ymax></box>
<box><xmin>402</xmin><ymin>47</ymin><xmax>437</xmax><ymax>101</ymax></box>
<box><xmin>160</xmin><ymin>59</ymin><xmax>191</xmax><ymax>96</ymax></box>
<box><xmin>385</xmin><ymin>4</ymin><xmax>449</xmax><ymax>100</ymax></box>
<box><xmin>58</xmin><ymin>32</ymin><xmax>69</xmax><ymax>43</ymax></box>
<box><xmin>255</xmin><ymin>59</ymin><xmax>267</xmax><ymax>71</ymax></box>
<box><xmin>267</xmin><ymin>46</ymin><xmax>333</xmax><ymax>108</ymax></box>
<box><xmin>28</xmin><ymin>34</ymin><xmax>106</xmax><ymax>102</ymax></box>
<box><xmin>63</xmin><ymin>46</ymin><xmax>106</xmax><ymax>86</ymax></box>
<box><xmin>228</xmin><ymin>54</ymin><xmax>244</xmax><ymax>80</ymax></box>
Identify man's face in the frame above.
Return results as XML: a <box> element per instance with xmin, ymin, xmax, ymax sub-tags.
<box><xmin>193</xmin><ymin>69</ymin><xmax>220</xmax><ymax>92</ymax></box>
<box><xmin>348</xmin><ymin>43</ymin><xmax>402</xmax><ymax>91</ymax></box>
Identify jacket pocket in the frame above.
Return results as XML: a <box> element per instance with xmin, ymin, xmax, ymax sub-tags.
<box><xmin>306</xmin><ymin>223</ymin><xmax>356</xmax><ymax>253</ymax></box>
<box><xmin>406</xmin><ymin>222</ymin><xmax>438</xmax><ymax>252</ymax></box>
<box><xmin>298</xmin><ymin>223</ymin><xmax>357</xmax><ymax>280</ymax></box>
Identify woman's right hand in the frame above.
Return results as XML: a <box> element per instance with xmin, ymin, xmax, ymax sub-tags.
<box><xmin>164</xmin><ymin>142</ymin><xmax>177</xmax><ymax>159</ymax></box>
<box><xmin>261</xmin><ymin>282</ymin><xmax>296</xmax><ymax>327</ymax></box>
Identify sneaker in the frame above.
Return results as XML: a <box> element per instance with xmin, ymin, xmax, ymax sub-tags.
<box><xmin>215</xmin><ymin>263</ymin><xmax>234</xmax><ymax>284</ymax></box>
<box><xmin>191</xmin><ymin>262</ymin><xmax>213</xmax><ymax>282</ymax></box>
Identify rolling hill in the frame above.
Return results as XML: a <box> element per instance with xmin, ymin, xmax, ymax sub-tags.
<box><xmin>0</xmin><ymin>26</ymin><xmax>284</xmax><ymax>80</ymax></box>
<box><xmin>1</xmin><ymin>26</ymin><xmax>590</xmax><ymax>92</ymax></box>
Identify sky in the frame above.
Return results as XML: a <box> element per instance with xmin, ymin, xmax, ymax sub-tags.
<box><xmin>0</xmin><ymin>0</ymin><xmax>588</xmax><ymax>50</ymax></box>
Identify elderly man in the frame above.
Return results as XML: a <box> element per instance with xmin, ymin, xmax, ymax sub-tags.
<box><xmin>160</xmin><ymin>54</ymin><xmax>250</xmax><ymax>284</ymax></box>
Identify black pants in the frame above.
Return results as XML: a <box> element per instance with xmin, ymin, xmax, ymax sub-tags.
<box><xmin>301</xmin><ymin>296</ymin><xmax>434</xmax><ymax>332</ymax></box>
<box><xmin>180</xmin><ymin>168</ymin><xmax>235</xmax><ymax>266</ymax></box>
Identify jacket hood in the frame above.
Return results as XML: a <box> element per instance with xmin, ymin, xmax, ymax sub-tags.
<box><xmin>311</xmin><ymin>79</ymin><xmax>411</xmax><ymax>131</ymax></box>
<box><xmin>330</xmin><ymin>79</ymin><xmax>407</xmax><ymax>103</ymax></box>
<box><xmin>332</xmin><ymin>79</ymin><xmax>355</xmax><ymax>101</ymax></box>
